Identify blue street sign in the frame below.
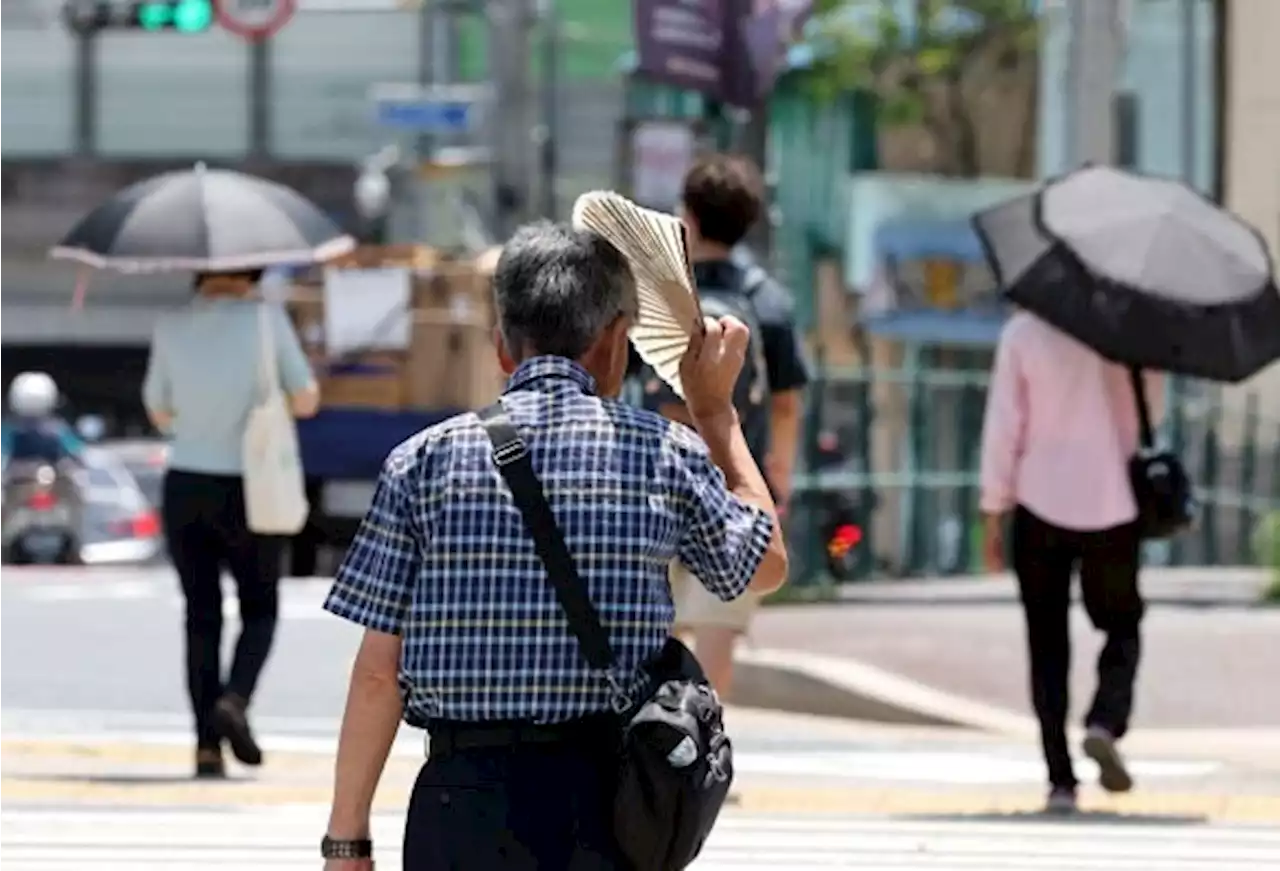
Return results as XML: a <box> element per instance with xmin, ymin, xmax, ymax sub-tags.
<box><xmin>374</xmin><ymin>94</ymin><xmax>476</xmax><ymax>134</ymax></box>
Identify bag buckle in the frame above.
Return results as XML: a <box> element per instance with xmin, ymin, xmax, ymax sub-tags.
<box><xmin>607</xmin><ymin>674</ymin><xmax>633</xmax><ymax>714</ymax></box>
<box><xmin>492</xmin><ymin>439</ymin><xmax>528</xmax><ymax>466</ymax></box>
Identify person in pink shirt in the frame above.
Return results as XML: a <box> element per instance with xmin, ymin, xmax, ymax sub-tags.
<box><xmin>980</xmin><ymin>310</ymin><xmax>1161</xmax><ymax>813</ymax></box>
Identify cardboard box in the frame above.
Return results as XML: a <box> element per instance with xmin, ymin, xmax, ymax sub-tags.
<box><xmin>318</xmin><ymin>352</ymin><xmax>407</xmax><ymax>410</ymax></box>
<box><xmin>404</xmin><ymin>310</ymin><xmax>503</xmax><ymax>410</ymax></box>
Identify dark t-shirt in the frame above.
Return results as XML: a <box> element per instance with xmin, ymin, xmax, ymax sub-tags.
<box><xmin>631</xmin><ymin>259</ymin><xmax>810</xmax><ymax>466</ymax></box>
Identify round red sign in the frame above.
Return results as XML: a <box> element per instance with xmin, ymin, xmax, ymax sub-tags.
<box><xmin>214</xmin><ymin>0</ymin><xmax>296</xmax><ymax>40</ymax></box>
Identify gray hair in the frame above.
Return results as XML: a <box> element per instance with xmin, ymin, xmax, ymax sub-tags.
<box><xmin>492</xmin><ymin>221</ymin><xmax>637</xmax><ymax>360</ymax></box>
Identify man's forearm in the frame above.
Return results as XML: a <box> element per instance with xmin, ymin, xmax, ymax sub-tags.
<box><xmin>694</xmin><ymin>409</ymin><xmax>774</xmax><ymax>513</ymax></box>
<box><xmin>693</xmin><ymin>409</ymin><xmax>788</xmax><ymax>592</ymax></box>
<box><xmin>766</xmin><ymin>392</ymin><xmax>802</xmax><ymax>502</ymax></box>
<box><xmin>327</xmin><ymin>666</ymin><xmax>404</xmax><ymax>838</ymax></box>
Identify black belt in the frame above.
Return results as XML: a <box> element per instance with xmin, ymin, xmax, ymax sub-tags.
<box><xmin>427</xmin><ymin>715</ymin><xmax>618</xmax><ymax>757</ymax></box>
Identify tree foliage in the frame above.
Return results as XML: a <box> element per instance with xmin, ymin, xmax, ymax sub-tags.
<box><xmin>807</xmin><ymin>0</ymin><xmax>1041</xmax><ymax>176</ymax></box>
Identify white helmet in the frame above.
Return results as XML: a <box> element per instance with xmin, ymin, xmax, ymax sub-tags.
<box><xmin>8</xmin><ymin>372</ymin><xmax>59</xmax><ymax>417</ymax></box>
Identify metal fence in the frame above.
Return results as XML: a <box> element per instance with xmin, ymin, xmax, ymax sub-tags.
<box><xmin>786</xmin><ymin>356</ymin><xmax>1280</xmax><ymax>586</ymax></box>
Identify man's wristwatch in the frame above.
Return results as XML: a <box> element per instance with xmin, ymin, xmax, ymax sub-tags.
<box><xmin>321</xmin><ymin>835</ymin><xmax>373</xmax><ymax>859</ymax></box>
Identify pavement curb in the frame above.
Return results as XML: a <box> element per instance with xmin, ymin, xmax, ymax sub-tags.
<box><xmin>733</xmin><ymin>647</ymin><xmax>1040</xmax><ymax>735</ymax></box>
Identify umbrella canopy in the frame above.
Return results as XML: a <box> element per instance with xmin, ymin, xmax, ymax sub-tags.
<box><xmin>49</xmin><ymin>164</ymin><xmax>355</xmax><ymax>273</ymax></box>
<box><xmin>972</xmin><ymin>165</ymin><xmax>1280</xmax><ymax>383</ymax></box>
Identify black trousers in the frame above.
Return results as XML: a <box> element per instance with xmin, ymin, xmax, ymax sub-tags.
<box><xmin>1011</xmin><ymin>505</ymin><xmax>1144</xmax><ymax>789</ymax></box>
<box><xmin>403</xmin><ymin>719</ymin><xmax>623</xmax><ymax>870</ymax></box>
<box><xmin>162</xmin><ymin>470</ymin><xmax>282</xmax><ymax>748</ymax></box>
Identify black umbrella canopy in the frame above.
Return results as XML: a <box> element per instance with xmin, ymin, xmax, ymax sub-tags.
<box><xmin>50</xmin><ymin>163</ymin><xmax>356</xmax><ymax>273</ymax></box>
<box><xmin>973</xmin><ymin>165</ymin><xmax>1280</xmax><ymax>383</ymax></box>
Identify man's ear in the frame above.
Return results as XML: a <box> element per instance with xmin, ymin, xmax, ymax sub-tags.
<box><xmin>494</xmin><ymin>327</ymin><xmax>518</xmax><ymax>374</ymax></box>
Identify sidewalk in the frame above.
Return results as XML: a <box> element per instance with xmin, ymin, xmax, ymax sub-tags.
<box><xmin>738</xmin><ymin>568</ymin><xmax>1280</xmax><ymax>730</ymax></box>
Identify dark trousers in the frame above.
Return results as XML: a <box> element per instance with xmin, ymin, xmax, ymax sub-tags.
<box><xmin>1011</xmin><ymin>505</ymin><xmax>1144</xmax><ymax>788</ymax></box>
<box><xmin>403</xmin><ymin>720</ymin><xmax>623</xmax><ymax>870</ymax></box>
<box><xmin>162</xmin><ymin>470</ymin><xmax>282</xmax><ymax>748</ymax></box>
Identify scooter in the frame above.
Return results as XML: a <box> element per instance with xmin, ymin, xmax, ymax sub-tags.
<box><xmin>2</xmin><ymin>462</ymin><xmax>82</xmax><ymax>565</ymax></box>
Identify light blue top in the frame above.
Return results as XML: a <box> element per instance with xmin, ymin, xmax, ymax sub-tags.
<box><xmin>143</xmin><ymin>296</ymin><xmax>314</xmax><ymax>476</ymax></box>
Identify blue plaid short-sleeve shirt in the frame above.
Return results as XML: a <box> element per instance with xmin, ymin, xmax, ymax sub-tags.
<box><xmin>324</xmin><ymin>356</ymin><xmax>773</xmax><ymax>725</ymax></box>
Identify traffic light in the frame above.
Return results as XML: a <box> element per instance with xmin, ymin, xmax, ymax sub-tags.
<box><xmin>134</xmin><ymin>0</ymin><xmax>214</xmax><ymax>31</ymax></box>
<box><xmin>62</xmin><ymin>1</ymin><xmax>215</xmax><ymax>35</ymax></box>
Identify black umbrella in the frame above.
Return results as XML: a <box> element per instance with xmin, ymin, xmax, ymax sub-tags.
<box><xmin>49</xmin><ymin>163</ymin><xmax>355</xmax><ymax>273</ymax></box>
<box><xmin>972</xmin><ymin>165</ymin><xmax>1280</xmax><ymax>383</ymax></box>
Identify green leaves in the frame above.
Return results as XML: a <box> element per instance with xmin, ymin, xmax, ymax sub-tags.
<box><xmin>805</xmin><ymin>0</ymin><xmax>1038</xmax><ymax>103</ymax></box>
<box><xmin>802</xmin><ymin>0</ymin><xmax>1040</xmax><ymax>174</ymax></box>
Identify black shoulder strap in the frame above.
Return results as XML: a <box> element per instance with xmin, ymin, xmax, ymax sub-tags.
<box><xmin>477</xmin><ymin>400</ymin><xmax>617</xmax><ymax>673</ymax></box>
<box><xmin>1128</xmin><ymin>366</ymin><xmax>1155</xmax><ymax>449</ymax></box>
<box><xmin>741</xmin><ymin>264</ymin><xmax>769</xmax><ymax>302</ymax></box>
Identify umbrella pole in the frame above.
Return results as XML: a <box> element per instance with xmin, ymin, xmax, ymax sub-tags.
<box><xmin>70</xmin><ymin>268</ymin><xmax>93</xmax><ymax>312</ymax></box>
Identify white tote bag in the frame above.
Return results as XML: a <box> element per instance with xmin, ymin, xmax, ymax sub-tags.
<box><xmin>242</xmin><ymin>304</ymin><xmax>309</xmax><ymax>535</ymax></box>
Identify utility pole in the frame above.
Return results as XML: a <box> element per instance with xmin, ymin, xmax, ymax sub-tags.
<box><xmin>536</xmin><ymin>0</ymin><xmax>559</xmax><ymax>219</ymax></box>
<box><xmin>1065</xmin><ymin>0</ymin><xmax>1122</xmax><ymax>166</ymax></box>
<box><xmin>489</xmin><ymin>0</ymin><xmax>534</xmax><ymax>237</ymax></box>
<box><xmin>248</xmin><ymin>39</ymin><xmax>272</xmax><ymax>158</ymax></box>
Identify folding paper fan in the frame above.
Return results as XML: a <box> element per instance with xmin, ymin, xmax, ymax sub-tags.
<box><xmin>571</xmin><ymin>190</ymin><xmax>701</xmax><ymax>398</ymax></box>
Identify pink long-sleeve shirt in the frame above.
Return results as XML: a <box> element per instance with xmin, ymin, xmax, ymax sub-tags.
<box><xmin>979</xmin><ymin>312</ymin><xmax>1162</xmax><ymax>532</ymax></box>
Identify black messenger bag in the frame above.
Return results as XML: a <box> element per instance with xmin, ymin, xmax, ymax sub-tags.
<box><xmin>1124</xmin><ymin>367</ymin><xmax>1196</xmax><ymax>540</ymax></box>
<box><xmin>479</xmin><ymin>400</ymin><xmax>734</xmax><ymax>871</ymax></box>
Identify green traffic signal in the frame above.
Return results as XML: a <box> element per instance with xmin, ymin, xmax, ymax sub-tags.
<box><xmin>173</xmin><ymin>0</ymin><xmax>214</xmax><ymax>31</ymax></box>
<box><xmin>136</xmin><ymin>0</ymin><xmax>213</xmax><ymax>32</ymax></box>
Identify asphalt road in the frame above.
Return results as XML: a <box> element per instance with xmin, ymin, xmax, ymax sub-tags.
<box><xmin>1</xmin><ymin>567</ymin><xmax>356</xmax><ymax>723</ymax></box>
<box><xmin>752</xmin><ymin>585</ymin><xmax>1280</xmax><ymax>728</ymax></box>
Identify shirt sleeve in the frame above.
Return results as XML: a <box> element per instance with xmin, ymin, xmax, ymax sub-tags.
<box><xmin>324</xmin><ymin>449</ymin><xmax>422</xmax><ymax>634</ymax></box>
<box><xmin>271</xmin><ymin>305</ymin><xmax>316</xmax><ymax>395</ymax></box>
<box><xmin>754</xmin><ymin>283</ymin><xmax>811</xmax><ymax>393</ymax></box>
<box><xmin>978</xmin><ymin>326</ymin><xmax>1027</xmax><ymax>515</ymax></box>
<box><xmin>668</xmin><ymin>424</ymin><xmax>774</xmax><ymax>602</ymax></box>
<box><xmin>142</xmin><ymin>320</ymin><xmax>171</xmax><ymax>415</ymax></box>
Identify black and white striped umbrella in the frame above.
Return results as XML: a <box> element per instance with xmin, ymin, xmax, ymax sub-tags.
<box><xmin>49</xmin><ymin>163</ymin><xmax>356</xmax><ymax>273</ymax></box>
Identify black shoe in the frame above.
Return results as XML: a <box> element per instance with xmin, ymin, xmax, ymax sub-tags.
<box><xmin>213</xmin><ymin>693</ymin><xmax>263</xmax><ymax>766</ymax></box>
<box><xmin>1083</xmin><ymin>727</ymin><xmax>1133</xmax><ymax>793</ymax></box>
<box><xmin>195</xmin><ymin>746</ymin><xmax>226</xmax><ymax>779</ymax></box>
<box><xmin>1044</xmin><ymin>785</ymin><xmax>1078</xmax><ymax>814</ymax></box>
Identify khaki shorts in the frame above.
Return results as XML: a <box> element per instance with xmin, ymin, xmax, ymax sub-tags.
<box><xmin>669</xmin><ymin>562</ymin><xmax>760</xmax><ymax>633</ymax></box>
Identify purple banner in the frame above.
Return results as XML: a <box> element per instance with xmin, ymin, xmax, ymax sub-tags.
<box><xmin>632</xmin><ymin>0</ymin><xmax>733</xmax><ymax>100</ymax></box>
<box><xmin>633</xmin><ymin>0</ymin><xmax>812</xmax><ymax>108</ymax></box>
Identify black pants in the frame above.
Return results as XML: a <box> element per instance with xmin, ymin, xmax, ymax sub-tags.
<box><xmin>403</xmin><ymin>720</ymin><xmax>623</xmax><ymax>870</ymax></box>
<box><xmin>162</xmin><ymin>470</ymin><xmax>282</xmax><ymax>749</ymax></box>
<box><xmin>1012</xmin><ymin>505</ymin><xmax>1144</xmax><ymax>789</ymax></box>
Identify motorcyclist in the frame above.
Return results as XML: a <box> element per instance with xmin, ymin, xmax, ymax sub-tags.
<box><xmin>6</xmin><ymin>372</ymin><xmax>75</xmax><ymax>466</ymax></box>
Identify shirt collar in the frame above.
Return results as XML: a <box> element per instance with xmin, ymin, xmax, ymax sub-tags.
<box><xmin>504</xmin><ymin>356</ymin><xmax>598</xmax><ymax>396</ymax></box>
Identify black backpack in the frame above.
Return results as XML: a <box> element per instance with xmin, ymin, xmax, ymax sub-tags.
<box><xmin>636</xmin><ymin>264</ymin><xmax>772</xmax><ymax>458</ymax></box>
<box><xmin>697</xmin><ymin>266</ymin><xmax>771</xmax><ymax>412</ymax></box>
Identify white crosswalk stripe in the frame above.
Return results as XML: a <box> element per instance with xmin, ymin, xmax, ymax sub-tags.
<box><xmin>3</xmin><ymin>807</ymin><xmax>1278</xmax><ymax>870</ymax></box>
<box><xmin>9</xmin><ymin>575</ymin><xmax>334</xmax><ymax>621</ymax></box>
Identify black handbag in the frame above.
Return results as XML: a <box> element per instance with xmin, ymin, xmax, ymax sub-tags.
<box><xmin>479</xmin><ymin>400</ymin><xmax>734</xmax><ymax>871</ymax></box>
<box><xmin>1125</xmin><ymin>367</ymin><xmax>1196</xmax><ymax>540</ymax></box>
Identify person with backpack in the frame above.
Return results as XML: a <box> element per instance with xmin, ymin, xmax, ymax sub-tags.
<box><xmin>637</xmin><ymin>153</ymin><xmax>810</xmax><ymax>700</ymax></box>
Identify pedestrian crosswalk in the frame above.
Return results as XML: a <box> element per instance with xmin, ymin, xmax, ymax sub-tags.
<box><xmin>3</xmin><ymin>807</ymin><xmax>1278</xmax><ymax>869</ymax></box>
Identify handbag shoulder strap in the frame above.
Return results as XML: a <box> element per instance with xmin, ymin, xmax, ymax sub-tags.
<box><xmin>477</xmin><ymin>400</ymin><xmax>618</xmax><ymax>674</ymax></box>
<box><xmin>1127</xmin><ymin>366</ymin><xmax>1156</xmax><ymax>450</ymax></box>
<box><xmin>256</xmin><ymin>302</ymin><xmax>281</xmax><ymax>400</ymax></box>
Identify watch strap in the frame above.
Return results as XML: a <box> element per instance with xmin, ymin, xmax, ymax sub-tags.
<box><xmin>321</xmin><ymin>835</ymin><xmax>373</xmax><ymax>859</ymax></box>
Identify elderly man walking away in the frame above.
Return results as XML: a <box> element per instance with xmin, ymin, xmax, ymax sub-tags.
<box><xmin>318</xmin><ymin>222</ymin><xmax>788</xmax><ymax>870</ymax></box>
